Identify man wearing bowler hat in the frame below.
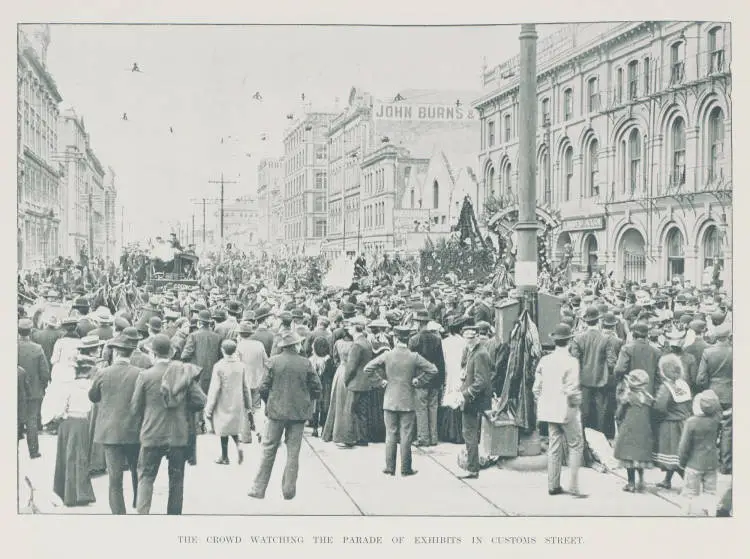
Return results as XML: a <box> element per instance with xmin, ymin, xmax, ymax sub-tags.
<box><xmin>365</xmin><ymin>325</ymin><xmax>437</xmax><ymax>476</ymax></box>
<box><xmin>248</xmin><ymin>330</ymin><xmax>321</xmax><ymax>500</ymax></box>
<box><xmin>409</xmin><ymin>309</ymin><xmax>446</xmax><ymax>447</ymax></box>
<box><xmin>89</xmin><ymin>331</ymin><xmax>143</xmax><ymax>514</ymax></box>
<box><xmin>181</xmin><ymin>309</ymin><xmax>222</xmax><ymax>396</ymax></box>
<box><xmin>533</xmin><ymin>323</ymin><xmax>587</xmax><ymax>498</ymax></box>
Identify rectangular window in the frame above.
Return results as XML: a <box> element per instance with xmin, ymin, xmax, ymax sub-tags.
<box><xmin>616</xmin><ymin>68</ymin><xmax>624</xmax><ymax>103</ymax></box>
<box><xmin>628</xmin><ymin>61</ymin><xmax>639</xmax><ymax>100</ymax></box>
<box><xmin>488</xmin><ymin>120</ymin><xmax>495</xmax><ymax>146</ymax></box>
<box><xmin>709</xmin><ymin>27</ymin><xmax>725</xmax><ymax>73</ymax></box>
<box><xmin>504</xmin><ymin>114</ymin><xmax>511</xmax><ymax>141</ymax></box>
<box><xmin>671</xmin><ymin>42</ymin><xmax>685</xmax><ymax>84</ymax></box>
<box><xmin>313</xmin><ymin>193</ymin><xmax>325</xmax><ymax>212</ymax></box>
<box><xmin>563</xmin><ymin>89</ymin><xmax>573</xmax><ymax>120</ymax></box>
<box><xmin>541</xmin><ymin>98</ymin><xmax>550</xmax><ymax>126</ymax></box>
<box><xmin>643</xmin><ymin>57</ymin><xmax>651</xmax><ymax>94</ymax></box>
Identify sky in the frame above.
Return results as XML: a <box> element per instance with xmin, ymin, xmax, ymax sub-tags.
<box><xmin>42</xmin><ymin>24</ymin><xmax>565</xmax><ymax>240</ymax></box>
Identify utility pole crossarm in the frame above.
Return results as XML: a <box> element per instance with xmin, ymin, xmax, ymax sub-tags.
<box><xmin>207</xmin><ymin>173</ymin><xmax>238</xmax><ymax>261</ymax></box>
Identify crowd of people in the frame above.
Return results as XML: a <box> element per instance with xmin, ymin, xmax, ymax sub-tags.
<box><xmin>17</xmin><ymin>248</ymin><xmax>733</xmax><ymax>516</ymax></box>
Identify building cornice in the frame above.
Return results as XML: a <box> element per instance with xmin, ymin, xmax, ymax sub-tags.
<box><xmin>473</xmin><ymin>21</ymin><xmax>652</xmax><ymax>112</ymax></box>
<box><xmin>328</xmin><ymin>106</ymin><xmax>371</xmax><ymax>136</ymax></box>
<box><xmin>23</xmin><ymin>147</ymin><xmax>60</xmax><ymax>177</ymax></box>
<box><xmin>21</xmin><ymin>46</ymin><xmax>62</xmax><ymax>103</ymax></box>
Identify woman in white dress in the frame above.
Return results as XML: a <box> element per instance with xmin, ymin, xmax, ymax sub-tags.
<box><xmin>438</xmin><ymin>318</ymin><xmax>466</xmax><ymax>444</ymax></box>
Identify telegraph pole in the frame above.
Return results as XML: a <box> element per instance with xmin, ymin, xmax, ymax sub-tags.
<box><xmin>515</xmin><ymin>23</ymin><xmax>539</xmax><ymax>321</ymax></box>
<box><xmin>208</xmin><ymin>172</ymin><xmax>238</xmax><ymax>261</ymax></box>
<box><xmin>192</xmin><ymin>213</ymin><xmax>195</xmax><ymax>245</ymax></box>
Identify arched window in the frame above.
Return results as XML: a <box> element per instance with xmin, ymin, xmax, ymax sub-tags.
<box><xmin>629</xmin><ymin>129</ymin><xmax>642</xmax><ymax>192</ymax></box>
<box><xmin>432</xmin><ymin>180</ymin><xmax>439</xmax><ymax>209</ymax></box>
<box><xmin>503</xmin><ymin>163</ymin><xmax>512</xmax><ymax>197</ymax></box>
<box><xmin>703</xmin><ymin>225</ymin><xmax>724</xmax><ymax>269</ymax></box>
<box><xmin>564</xmin><ymin>146</ymin><xmax>573</xmax><ymax>201</ymax></box>
<box><xmin>670</xmin><ymin>41</ymin><xmax>685</xmax><ymax>84</ymax></box>
<box><xmin>666</xmin><ymin>227</ymin><xmax>685</xmax><ymax>280</ymax></box>
<box><xmin>487</xmin><ymin>166</ymin><xmax>496</xmax><ymax>197</ymax></box>
<box><xmin>563</xmin><ymin>88</ymin><xmax>573</xmax><ymax>120</ymax></box>
<box><xmin>708</xmin><ymin>107</ymin><xmax>725</xmax><ymax>182</ymax></box>
<box><xmin>587</xmin><ymin>139</ymin><xmax>599</xmax><ymax>197</ymax></box>
<box><xmin>671</xmin><ymin>117</ymin><xmax>686</xmax><ymax>187</ymax></box>
<box><xmin>708</xmin><ymin>26</ymin><xmax>725</xmax><ymax>72</ymax></box>
<box><xmin>540</xmin><ymin>150</ymin><xmax>551</xmax><ymax>204</ymax></box>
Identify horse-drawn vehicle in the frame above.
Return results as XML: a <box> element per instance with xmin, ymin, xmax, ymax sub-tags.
<box><xmin>147</xmin><ymin>251</ymin><xmax>199</xmax><ymax>293</ymax></box>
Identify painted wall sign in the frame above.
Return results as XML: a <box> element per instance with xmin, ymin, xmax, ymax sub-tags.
<box><xmin>374</xmin><ymin>102</ymin><xmax>478</xmax><ymax>121</ymax></box>
<box><xmin>561</xmin><ymin>216</ymin><xmax>605</xmax><ymax>232</ymax></box>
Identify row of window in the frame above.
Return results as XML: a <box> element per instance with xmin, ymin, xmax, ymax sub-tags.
<box><xmin>488</xmin><ymin>105</ymin><xmax>725</xmax><ymax>205</ymax></box>
<box><xmin>20</xmin><ymin>221</ymin><xmax>59</xmax><ymax>267</ymax></box>
<box><xmin>363</xmin><ymin>168</ymin><xmax>387</xmax><ymax>197</ymax></box>
<box><xmin>285</xmin><ymin>220</ymin><xmax>303</xmax><ymax>240</ymax></box>
<box><xmin>285</xmin><ymin>173</ymin><xmax>307</xmax><ymax>199</ymax></box>
<box><xmin>21</xmin><ymin>164</ymin><xmax>59</xmax><ymax>209</ymax></box>
<box><xmin>329</xmin><ymin>123</ymin><xmax>367</xmax><ymax>161</ymax></box>
<box><xmin>284</xmin><ymin>196</ymin><xmax>305</xmax><ymax>218</ymax></box>
<box><xmin>363</xmin><ymin>201</ymin><xmax>386</xmax><ymax>230</ymax></box>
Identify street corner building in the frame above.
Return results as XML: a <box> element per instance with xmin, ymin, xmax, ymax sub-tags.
<box><xmin>473</xmin><ymin>22</ymin><xmax>732</xmax><ymax>293</ymax></box>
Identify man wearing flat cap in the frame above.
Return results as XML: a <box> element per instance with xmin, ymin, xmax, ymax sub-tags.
<box><xmin>248</xmin><ymin>330</ymin><xmax>321</xmax><ymax>500</ymax></box>
<box><xmin>614</xmin><ymin>321</ymin><xmax>661</xmax><ymax>395</ymax></box>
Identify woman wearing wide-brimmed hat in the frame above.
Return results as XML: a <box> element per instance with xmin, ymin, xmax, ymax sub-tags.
<box><xmin>50</xmin><ymin>355</ymin><xmax>97</xmax><ymax>507</ymax></box>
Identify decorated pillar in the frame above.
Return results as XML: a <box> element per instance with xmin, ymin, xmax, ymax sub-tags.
<box><xmin>515</xmin><ymin>23</ymin><xmax>539</xmax><ymax>320</ymax></box>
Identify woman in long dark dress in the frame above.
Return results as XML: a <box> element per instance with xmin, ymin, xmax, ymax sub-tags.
<box><xmin>322</xmin><ymin>332</ymin><xmax>357</xmax><ymax>447</ymax></box>
<box><xmin>75</xmin><ymin>336</ymin><xmax>107</xmax><ymax>477</ymax></box>
<box><xmin>365</xmin><ymin>319</ymin><xmax>391</xmax><ymax>443</ymax></box>
<box><xmin>51</xmin><ymin>355</ymin><xmax>97</xmax><ymax>507</ymax></box>
<box><xmin>310</xmin><ymin>337</ymin><xmax>336</xmax><ymax>437</ymax></box>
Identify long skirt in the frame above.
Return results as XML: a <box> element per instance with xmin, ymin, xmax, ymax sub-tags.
<box><xmin>652</xmin><ymin>420</ymin><xmax>685</xmax><ymax>471</ymax></box>
<box><xmin>54</xmin><ymin>417</ymin><xmax>96</xmax><ymax>507</ymax></box>
<box><xmin>438</xmin><ymin>406</ymin><xmax>464</xmax><ymax>444</ymax></box>
<box><xmin>87</xmin><ymin>404</ymin><xmax>107</xmax><ymax>476</ymax></box>
<box><xmin>319</xmin><ymin>374</ymin><xmax>334</xmax><ymax>427</ymax></box>
<box><xmin>366</xmin><ymin>387</ymin><xmax>386</xmax><ymax>443</ymax></box>
<box><xmin>321</xmin><ymin>365</ymin><xmax>357</xmax><ymax>445</ymax></box>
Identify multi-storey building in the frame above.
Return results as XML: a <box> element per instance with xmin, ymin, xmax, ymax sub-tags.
<box><xmin>214</xmin><ymin>196</ymin><xmax>259</xmax><ymax>251</ymax></box>
<box><xmin>257</xmin><ymin>157</ymin><xmax>284</xmax><ymax>251</ymax></box>
<box><xmin>282</xmin><ymin>113</ymin><xmax>335</xmax><ymax>253</ymax></box>
<box><xmin>474</xmin><ymin>22</ymin><xmax>732</xmax><ymax>292</ymax></box>
<box><xmin>103</xmin><ymin>167</ymin><xmax>118</xmax><ymax>261</ymax></box>
<box><xmin>326</xmin><ymin>87</ymin><xmax>480</xmax><ymax>257</ymax></box>
<box><xmin>17</xmin><ymin>25</ymin><xmax>63</xmax><ymax>270</ymax></box>
<box><xmin>59</xmin><ymin>108</ymin><xmax>106</xmax><ymax>262</ymax></box>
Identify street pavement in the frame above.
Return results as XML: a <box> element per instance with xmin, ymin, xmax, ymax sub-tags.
<box><xmin>18</xmin><ymin>430</ymin><xmax>727</xmax><ymax>516</ymax></box>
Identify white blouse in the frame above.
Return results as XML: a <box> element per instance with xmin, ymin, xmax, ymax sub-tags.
<box><xmin>41</xmin><ymin>378</ymin><xmax>92</xmax><ymax>424</ymax></box>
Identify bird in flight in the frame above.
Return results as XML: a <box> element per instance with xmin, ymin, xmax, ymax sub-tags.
<box><xmin>131</xmin><ymin>62</ymin><xmax>140</xmax><ymax>72</ymax></box>
<box><xmin>122</xmin><ymin>113</ymin><xmax>128</xmax><ymax>121</ymax></box>
<box><xmin>245</xmin><ymin>153</ymin><xmax>252</xmax><ymax>158</ymax></box>
<box><xmin>169</xmin><ymin>126</ymin><xmax>174</xmax><ymax>133</ymax></box>
<box><xmin>456</xmin><ymin>99</ymin><xmax>462</xmax><ymax>108</ymax></box>
<box><xmin>394</xmin><ymin>93</ymin><xmax>405</xmax><ymax>102</ymax></box>
<box><xmin>252</xmin><ymin>91</ymin><xmax>263</xmax><ymax>101</ymax></box>
<box><xmin>260</xmin><ymin>133</ymin><xmax>268</xmax><ymax>141</ymax></box>
<box><xmin>286</xmin><ymin>114</ymin><xmax>294</xmax><ymax>120</ymax></box>
<box><xmin>301</xmin><ymin>93</ymin><xmax>306</xmax><ymax>101</ymax></box>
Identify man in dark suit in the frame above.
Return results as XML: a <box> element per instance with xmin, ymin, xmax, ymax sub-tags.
<box><xmin>569</xmin><ymin>307</ymin><xmax>609</xmax><ymax>432</ymax></box>
<box><xmin>344</xmin><ymin>316</ymin><xmax>375</xmax><ymax>446</ymax></box>
<box><xmin>32</xmin><ymin>315</ymin><xmax>63</xmax><ymax>367</ymax></box>
<box><xmin>458</xmin><ymin>323</ymin><xmax>492</xmax><ymax>479</ymax></box>
<box><xmin>365</xmin><ymin>325</ymin><xmax>437</xmax><ymax>476</ymax></box>
<box><xmin>249</xmin><ymin>307</ymin><xmax>275</xmax><ymax>357</ymax></box>
<box><xmin>181</xmin><ymin>310</ymin><xmax>222</xmax><ymax>395</ymax></box>
<box><xmin>614</xmin><ymin>322</ymin><xmax>661</xmax><ymax>394</ymax></box>
<box><xmin>248</xmin><ymin>331</ymin><xmax>322</xmax><ymax>500</ymax></box>
<box><xmin>696</xmin><ymin>322</ymin><xmax>732</xmax><ymax>474</ymax></box>
<box><xmin>684</xmin><ymin>319</ymin><xmax>709</xmax><ymax>376</ymax></box>
<box><xmin>409</xmin><ymin>309</ymin><xmax>446</xmax><ymax>447</ymax></box>
<box><xmin>131</xmin><ymin>335</ymin><xmax>206</xmax><ymax>515</ymax></box>
<box><xmin>89</xmin><ymin>333</ymin><xmax>144</xmax><ymax>514</ymax></box>
<box><xmin>17</xmin><ymin>319</ymin><xmax>50</xmax><ymax>459</ymax></box>
<box><xmin>601</xmin><ymin>312</ymin><xmax>624</xmax><ymax>440</ymax></box>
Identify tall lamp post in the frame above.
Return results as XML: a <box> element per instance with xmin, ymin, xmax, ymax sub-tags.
<box><xmin>515</xmin><ymin>23</ymin><xmax>540</xmax><ymax>321</ymax></box>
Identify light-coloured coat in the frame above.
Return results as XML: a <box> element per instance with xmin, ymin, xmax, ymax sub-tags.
<box><xmin>533</xmin><ymin>347</ymin><xmax>582</xmax><ymax>424</ymax></box>
<box><xmin>237</xmin><ymin>337</ymin><xmax>269</xmax><ymax>390</ymax></box>
<box><xmin>205</xmin><ymin>356</ymin><xmax>251</xmax><ymax>436</ymax></box>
